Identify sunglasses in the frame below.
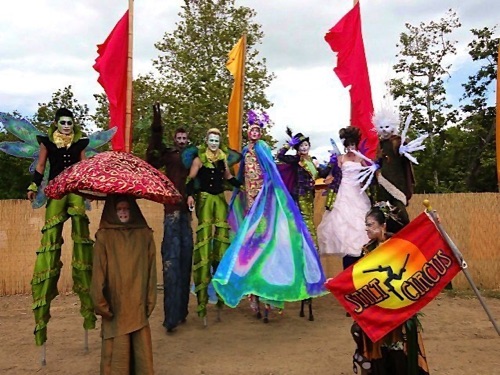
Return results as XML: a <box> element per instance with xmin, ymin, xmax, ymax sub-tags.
<box><xmin>58</xmin><ymin>121</ymin><xmax>73</xmax><ymax>125</ymax></box>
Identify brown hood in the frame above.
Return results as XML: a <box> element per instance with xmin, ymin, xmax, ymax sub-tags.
<box><xmin>99</xmin><ymin>195</ymin><xmax>149</xmax><ymax>230</ymax></box>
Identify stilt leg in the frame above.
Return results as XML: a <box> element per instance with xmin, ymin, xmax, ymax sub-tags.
<box><xmin>84</xmin><ymin>329</ymin><xmax>89</xmax><ymax>353</ymax></box>
<box><xmin>263</xmin><ymin>304</ymin><xmax>270</xmax><ymax>323</ymax></box>
<box><xmin>308</xmin><ymin>299</ymin><xmax>314</xmax><ymax>321</ymax></box>
<box><xmin>299</xmin><ymin>300</ymin><xmax>305</xmax><ymax>317</ymax></box>
<box><xmin>255</xmin><ymin>296</ymin><xmax>262</xmax><ymax>319</ymax></box>
<box><xmin>41</xmin><ymin>343</ymin><xmax>46</xmax><ymax>366</ymax></box>
<box><xmin>216</xmin><ymin>306</ymin><xmax>222</xmax><ymax>322</ymax></box>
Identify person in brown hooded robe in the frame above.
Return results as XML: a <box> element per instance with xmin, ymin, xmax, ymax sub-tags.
<box><xmin>91</xmin><ymin>195</ymin><xmax>157</xmax><ymax>375</ymax></box>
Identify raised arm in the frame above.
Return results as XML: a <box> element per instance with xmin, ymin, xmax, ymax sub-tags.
<box><xmin>145</xmin><ymin>103</ymin><xmax>167</xmax><ymax>168</ymax></box>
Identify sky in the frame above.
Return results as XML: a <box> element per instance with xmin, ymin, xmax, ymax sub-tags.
<box><xmin>0</xmin><ymin>0</ymin><xmax>498</xmax><ymax>162</ymax></box>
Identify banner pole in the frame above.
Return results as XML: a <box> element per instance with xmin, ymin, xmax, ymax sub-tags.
<box><xmin>125</xmin><ymin>0</ymin><xmax>134</xmax><ymax>153</ymax></box>
<box><xmin>423</xmin><ymin>199</ymin><xmax>500</xmax><ymax>336</ymax></box>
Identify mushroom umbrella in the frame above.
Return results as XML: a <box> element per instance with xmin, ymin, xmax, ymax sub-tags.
<box><xmin>45</xmin><ymin>151</ymin><xmax>182</xmax><ymax>204</ymax></box>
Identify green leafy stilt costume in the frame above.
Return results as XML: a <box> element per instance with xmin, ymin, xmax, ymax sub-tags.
<box><xmin>31</xmin><ymin>116</ymin><xmax>97</xmax><ymax>346</ymax></box>
<box><xmin>0</xmin><ymin>110</ymin><xmax>116</xmax><ymax>345</ymax></box>
<box><xmin>185</xmin><ymin>139</ymin><xmax>242</xmax><ymax>319</ymax></box>
<box><xmin>190</xmin><ymin>149</ymin><xmax>231</xmax><ymax>317</ymax></box>
<box><xmin>32</xmin><ymin>193</ymin><xmax>96</xmax><ymax>346</ymax></box>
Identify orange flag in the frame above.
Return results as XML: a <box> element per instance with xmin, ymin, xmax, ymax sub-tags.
<box><xmin>325</xmin><ymin>212</ymin><xmax>461</xmax><ymax>342</ymax></box>
<box><xmin>93</xmin><ymin>10</ymin><xmax>129</xmax><ymax>152</ymax></box>
<box><xmin>226</xmin><ymin>36</ymin><xmax>246</xmax><ymax>152</ymax></box>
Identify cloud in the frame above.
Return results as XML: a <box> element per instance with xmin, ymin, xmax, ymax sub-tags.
<box><xmin>0</xmin><ymin>0</ymin><xmax>498</xmax><ymax>161</ymax></box>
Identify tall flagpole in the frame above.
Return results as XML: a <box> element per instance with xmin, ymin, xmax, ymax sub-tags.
<box><xmin>496</xmin><ymin>39</ymin><xmax>500</xmax><ymax>191</ymax></box>
<box><xmin>238</xmin><ymin>34</ymin><xmax>247</xmax><ymax>151</ymax></box>
<box><xmin>125</xmin><ymin>0</ymin><xmax>134</xmax><ymax>153</ymax></box>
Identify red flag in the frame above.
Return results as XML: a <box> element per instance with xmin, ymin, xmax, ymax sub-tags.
<box><xmin>93</xmin><ymin>11</ymin><xmax>129</xmax><ymax>152</ymax></box>
<box><xmin>325</xmin><ymin>212</ymin><xmax>461</xmax><ymax>342</ymax></box>
<box><xmin>325</xmin><ymin>2</ymin><xmax>378</xmax><ymax>159</ymax></box>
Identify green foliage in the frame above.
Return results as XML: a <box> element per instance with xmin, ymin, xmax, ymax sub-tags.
<box><xmin>458</xmin><ymin>26</ymin><xmax>498</xmax><ymax>191</ymax></box>
<box><xmin>389</xmin><ymin>11</ymin><xmax>498</xmax><ymax>193</ymax></box>
<box><xmin>33</xmin><ymin>85</ymin><xmax>93</xmax><ymax>135</ymax></box>
<box><xmin>389</xmin><ymin>10</ymin><xmax>462</xmax><ymax>193</ymax></box>
<box><xmin>0</xmin><ymin>112</ymin><xmax>32</xmax><ymax>199</ymax></box>
<box><xmin>134</xmin><ymin>0</ymin><xmax>275</xmax><ymax>149</ymax></box>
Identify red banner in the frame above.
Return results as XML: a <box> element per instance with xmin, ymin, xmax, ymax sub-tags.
<box><xmin>93</xmin><ymin>10</ymin><xmax>129</xmax><ymax>152</ymax></box>
<box><xmin>325</xmin><ymin>212</ymin><xmax>461</xmax><ymax>342</ymax></box>
<box><xmin>324</xmin><ymin>2</ymin><xmax>378</xmax><ymax>159</ymax></box>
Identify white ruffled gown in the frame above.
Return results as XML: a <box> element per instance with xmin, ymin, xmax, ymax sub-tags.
<box><xmin>317</xmin><ymin>161</ymin><xmax>370</xmax><ymax>257</ymax></box>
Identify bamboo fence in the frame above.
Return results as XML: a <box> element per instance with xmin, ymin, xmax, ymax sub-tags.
<box><xmin>0</xmin><ymin>193</ymin><xmax>498</xmax><ymax>296</ymax></box>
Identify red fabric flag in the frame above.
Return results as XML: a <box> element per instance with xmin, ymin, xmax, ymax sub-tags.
<box><xmin>325</xmin><ymin>212</ymin><xmax>461</xmax><ymax>342</ymax></box>
<box><xmin>325</xmin><ymin>2</ymin><xmax>378</xmax><ymax>159</ymax></box>
<box><xmin>93</xmin><ymin>11</ymin><xmax>129</xmax><ymax>152</ymax></box>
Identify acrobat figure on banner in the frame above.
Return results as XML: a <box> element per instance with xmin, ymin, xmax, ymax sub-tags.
<box><xmin>363</xmin><ymin>253</ymin><xmax>410</xmax><ymax>301</ymax></box>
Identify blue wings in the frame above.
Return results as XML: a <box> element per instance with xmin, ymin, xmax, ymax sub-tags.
<box><xmin>86</xmin><ymin>127</ymin><xmax>117</xmax><ymax>158</ymax></box>
<box><xmin>181</xmin><ymin>145</ymin><xmax>199</xmax><ymax>169</ymax></box>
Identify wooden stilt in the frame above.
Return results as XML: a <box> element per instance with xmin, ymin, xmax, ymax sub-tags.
<box><xmin>40</xmin><ymin>343</ymin><xmax>46</xmax><ymax>366</ymax></box>
<box><xmin>84</xmin><ymin>329</ymin><xmax>89</xmax><ymax>353</ymax></box>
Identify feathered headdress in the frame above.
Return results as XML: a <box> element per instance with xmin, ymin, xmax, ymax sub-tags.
<box><xmin>247</xmin><ymin>109</ymin><xmax>271</xmax><ymax>130</ymax></box>
<box><xmin>372</xmin><ymin>106</ymin><xmax>400</xmax><ymax>137</ymax></box>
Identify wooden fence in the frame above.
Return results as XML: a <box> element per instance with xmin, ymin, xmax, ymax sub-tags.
<box><xmin>0</xmin><ymin>193</ymin><xmax>498</xmax><ymax>296</ymax></box>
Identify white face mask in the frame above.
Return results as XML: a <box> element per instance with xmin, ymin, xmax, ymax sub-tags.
<box><xmin>116</xmin><ymin>201</ymin><xmax>131</xmax><ymax>223</ymax></box>
<box><xmin>206</xmin><ymin>134</ymin><xmax>220</xmax><ymax>152</ymax></box>
<box><xmin>57</xmin><ymin>116</ymin><xmax>74</xmax><ymax>135</ymax></box>
<box><xmin>298</xmin><ymin>141</ymin><xmax>310</xmax><ymax>155</ymax></box>
<box><xmin>377</xmin><ymin>123</ymin><xmax>396</xmax><ymax>140</ymax></box>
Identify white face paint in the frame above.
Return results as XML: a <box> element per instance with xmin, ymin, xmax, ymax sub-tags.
<box><xmin>206</xmin><ymin>133</ymin><xmax>220</xmax><ymax>152</ymax></box>
<box><xmin>376</xmin><ymin>122</ymin><xmax>397</xmax><ymax>140</ymax></box>
<box><xmin>57</xmin><ymin>116</ymin><xmax>74</xmax><ymax>135</ymax></box>
<box><xmin>298</xmin><ymin>141</ymin><xmax>310</xmax><ymax>155</ymax></box>
<box><xmin>116</xmin><ymin>201</ymin><xmax>131</xmax><ymax>223</ymax></box>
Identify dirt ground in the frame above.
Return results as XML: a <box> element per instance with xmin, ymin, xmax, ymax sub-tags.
<box><xmin>0</xmin><ymin>291</ymin><xmax>499</xmax><ymax>375</ymax></box>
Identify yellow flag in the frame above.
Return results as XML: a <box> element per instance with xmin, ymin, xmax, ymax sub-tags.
<box><xmin>496</xmin><ymin>40</ymin><xmax>500</xmax><ymax>189</ymax></box>
<box><xmin>227</xmin><ymin>36</ymin><xmax>246</xmax><ymax>152</ymax></box>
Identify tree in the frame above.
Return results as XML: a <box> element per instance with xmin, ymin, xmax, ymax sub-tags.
<box><xmin>125</xmin><ymin>0</ymin><xmax>275</xmax><ymax>153</ymax></box>
<box><xmin>388</xmin><ymin>10</ymin><xmax>461</xmax><ymax>193</ymax></box>
<box><xmin>458</xmin><ymin>26</ymin><xmax>498</xmax><ymax>192</ymax></box>
<box><xmin>33</xmin><ymin>85</ymin><xmax>94</xmax><ymax>135</ymax></box>
<box><xmin>0</xmin><ymin>111</ymin><xmax>32</xmax><ymax>199</ymax></box>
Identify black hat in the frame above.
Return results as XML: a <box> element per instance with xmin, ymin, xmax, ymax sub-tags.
<box><xmin>286</xmin><ymin>127</ymin><xmax>310</xmax><ymax>150</ymax></box>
